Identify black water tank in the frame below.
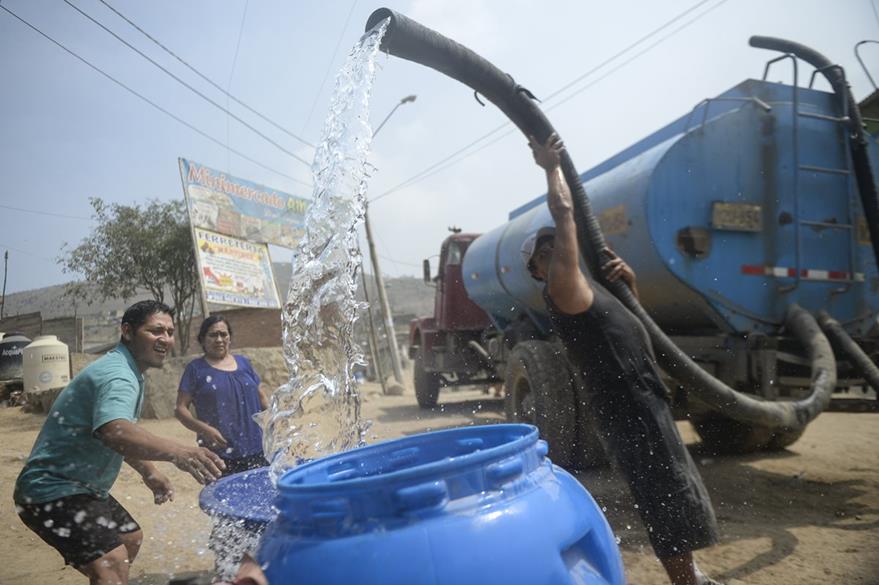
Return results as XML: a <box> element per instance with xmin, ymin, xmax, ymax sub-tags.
<box><xmin>0</xmin><ymin>332</ymin><xmax>32</xmax><ymax>380</ymax></box>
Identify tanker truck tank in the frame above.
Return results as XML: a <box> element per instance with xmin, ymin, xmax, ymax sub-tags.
<box><xmin>461</xmin><ymin>76</ymin><xmax>878</xmax><ymax>454</ymax></box>
<box><xmin>466</xmin><ymin>78</ymin><xmax>879</xmax><ymax>341</ymax></box>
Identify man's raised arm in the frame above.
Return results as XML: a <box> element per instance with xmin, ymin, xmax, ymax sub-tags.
<box><xmin>528</xmin><ymin>134</ymin><xmax>593</xmax><ymax>314</ymax></box>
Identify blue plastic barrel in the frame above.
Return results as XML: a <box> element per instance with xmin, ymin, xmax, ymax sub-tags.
<box><xmin>258</xmin><ymin>424</ymin><xmax>624</xmax><ymax>585</ymax></box>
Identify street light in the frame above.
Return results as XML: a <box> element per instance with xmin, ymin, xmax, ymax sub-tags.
<box><xmin>373</xmin><ymin>94</ymin><xmax>417</xmax><ymax>137</ymax></box>
<box><xmin>363</xmin><ymin>95</ymin><xmax>418</xmax><ymax>394</ymax></box>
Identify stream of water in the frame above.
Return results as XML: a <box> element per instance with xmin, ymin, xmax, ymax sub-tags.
<box><xmin>263</xmin><ymin>19</ymin><xmax>389</xmax><ymax>482</ymax></box>
<box><xmin>210</xmin><ymin>19</ymin><xmax>390</xmax><ymax>581</ymax></box>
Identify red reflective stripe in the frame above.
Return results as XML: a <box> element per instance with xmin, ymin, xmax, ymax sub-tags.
<box><xmin>741</xmin><ymin>265</ymin><xmax>863</xmax><ymax>281</ymax></box>
<box><xmin>741</xmin><ymin>265</ymin><xmax>765</xmax><ymax>275</ymax></box>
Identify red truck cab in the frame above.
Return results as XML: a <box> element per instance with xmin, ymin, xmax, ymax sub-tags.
<box><xmin>408</xmin><ymin>233</ymin><xmax>495</xmax><ymax>407</ymax></box>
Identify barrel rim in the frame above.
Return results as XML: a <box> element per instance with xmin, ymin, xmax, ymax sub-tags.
<box><xmin>277</xmin><ymin>423</ymin><xmax>539</xmax><ymax>495</ymax></box>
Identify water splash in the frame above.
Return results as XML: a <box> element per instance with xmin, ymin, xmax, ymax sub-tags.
<box><xmin>208</xmin><ymin>20</ymin><xmax>390</xmax><ymax>582</ymax></box>
<box><xmin>263</xmin><ymin>19</ymin><xmax>389</xmax><ymax>481</ymax></box>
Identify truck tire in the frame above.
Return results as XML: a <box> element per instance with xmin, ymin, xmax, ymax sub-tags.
<box><xmin>414</xmin><ymin>349</ymin><xmax>440</xmax><ymax>409</ymax></box>
<box><xmin>504</xmin><ymin>341</ymin><xmax>578</xmax><ymax>469</ymax></box>
<box><xmin>691</xmin><ymin>413</ymin><xmax>805</xmax><ymax>454</ymax></box>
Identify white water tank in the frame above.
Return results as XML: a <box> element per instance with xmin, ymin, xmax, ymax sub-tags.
<box><xmin>23</xmin><ymin>336</ymin><xmax>70</xmax><ymax>393</ymax></box>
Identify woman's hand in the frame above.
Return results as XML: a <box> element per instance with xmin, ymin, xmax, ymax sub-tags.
<box><xmin>199</xmin><ymin>426</ymin><xmax>229</xmax><ymax>450</ymax></box>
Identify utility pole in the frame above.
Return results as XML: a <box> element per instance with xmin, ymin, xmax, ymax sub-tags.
<box><xmin>364</xmin><ymin>203</ymin><xmax>405</xmax><ymax>392</ymax></box>
<box><xmin>360</xmin><ymin>259</ymin><xmax>388</xmax><ymax>394</ymax></box>
<box><xmin>362</xmin><ymin>94</ymin><xmax>417</xmax><ymax>394</ymax></box>
<box><xmin>0</xmin><ymin>250</ymin><xmax>8</xmax><ymax>320</ymax></box>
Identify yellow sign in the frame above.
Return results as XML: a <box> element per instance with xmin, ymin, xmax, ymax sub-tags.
<box><xmin>194</xmin><ymin>228</ymin><xmax>281</xmax><ymax>309</ymax></box>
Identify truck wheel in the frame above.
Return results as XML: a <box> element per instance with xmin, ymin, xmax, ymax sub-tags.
<box><xmin>413</xmin><ymin>349</ymin><xmax>440</xmax><ymax>409</ymax></box>
<box><xmin>504</xmin><ymin>341</ymin><xmax>578</xmax><ymax>469</ymax></box>
<box><xmin>691</xmin><ymin>414</ymin><xmax>805</xmax><ymax>454</ymax></box>
<box><xmin>765</xmin><ymin>427</ymin><xmax>806</xmax><ymax>451</ymax></box>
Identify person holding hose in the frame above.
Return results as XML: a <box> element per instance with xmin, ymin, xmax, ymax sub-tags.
<box><xmin>525</xmin><ymin>133</ymin><xmax>721</xmax><ymax>585</ymax></box>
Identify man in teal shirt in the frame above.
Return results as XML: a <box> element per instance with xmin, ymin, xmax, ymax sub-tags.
<box><xmin>14</xmin><ymin>300</ymin><xmax>226</xmax><ymax>585</ymax></box>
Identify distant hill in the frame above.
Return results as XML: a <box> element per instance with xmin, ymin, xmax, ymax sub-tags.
<box><xmin>2</xmin><ymin>263</ymin><xmax>434</xmax><ymax>321</ymax></box>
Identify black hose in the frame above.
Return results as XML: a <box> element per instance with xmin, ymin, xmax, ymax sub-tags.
<box><xmin>367</xmin><ymin>9</ymin><xmax>835</xmax><ymax>430</ymax></box>
<box><xmin>817</xmin><ymin>311</ymin><xmax>879</xmax><ymax>392</ymax></box>
<box><xmin>783</xmin><ymin>305</ymin><xmax>837</xmax><ymax>426</ymax></box>
<box><xmin>750</xmin><ymin>36</ymin><xmax>879</xmax><ymax>268</ymax></box>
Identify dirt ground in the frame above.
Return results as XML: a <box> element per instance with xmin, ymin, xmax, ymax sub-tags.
<box><xmin>2</xmin><ymin>384</ymin><xmax>877</xmax><ymax>584</ymax></box>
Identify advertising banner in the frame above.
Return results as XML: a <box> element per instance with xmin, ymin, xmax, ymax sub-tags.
<box><xmin>193</xmin><ymin>228</ymin><xmax>281</xmax><ymax>309</ymax></box>
<box><xmin>179</xmin><ymin>158</ymin><xmax>309</xmax><ymax>249</ymax></box>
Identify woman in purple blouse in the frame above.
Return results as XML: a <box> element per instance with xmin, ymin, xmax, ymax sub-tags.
<box><xmin>175</xmin><ymin>315</ymin><xmax>269</xmax><ymax>476</ymax></box>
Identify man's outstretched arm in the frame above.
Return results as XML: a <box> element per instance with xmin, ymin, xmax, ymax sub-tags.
<box><xmin>98</xmin><ymin>419</ymin><xmax>225</xmax><ymax>484</ymax></box>
<box><xmin>529</xmin><ymin>134</ymin><xmax>593</xmax><ymax>314</ymax></box>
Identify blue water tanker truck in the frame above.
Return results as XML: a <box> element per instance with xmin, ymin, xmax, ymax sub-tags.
<box><xmin>409</xmin><ymin>48</ymin><xmax>879</xmax><ymax>467</ymax></box>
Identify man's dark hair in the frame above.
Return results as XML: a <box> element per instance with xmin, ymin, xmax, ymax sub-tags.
<box><xmin>197</xmin><ymin>314</ymin><xmax>233</xmax><ymax>346</ymax></box>
<box><xmin>121</xmin><ymin>300</ymin><xmax>174</xmax><ymax>334</ymax></box>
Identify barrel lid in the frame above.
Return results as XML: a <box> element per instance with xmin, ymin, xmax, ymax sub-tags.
<box><xmin>27</xmin><ymin>335</ymin><xmax>67</xmax><ymax>348</ymax></box>
<box><xmin>198</xmin><ymin>467</ymin><xmax>276</xmax><ymax>525</ymax></box>
<box><xmin>1</xmin><ymin>332</ymin><xmax>30</xmax><ymax>343</ymax></box>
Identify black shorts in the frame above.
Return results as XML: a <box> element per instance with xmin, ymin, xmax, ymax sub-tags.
<box><xmin>15</xmin><ymin>493</ymin><xmax>141</xmax><ymax>567</ymax></box>
<box><xmin>583</xmin><ymin>377</ymin><xmax>719</xmax><ymax>559</ymax></box>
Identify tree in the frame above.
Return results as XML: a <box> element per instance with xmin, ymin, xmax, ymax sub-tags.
<box><xmin>60</xmin><ymin>197</ymin><xmax>198</xmax><ymax>354</ymax></box>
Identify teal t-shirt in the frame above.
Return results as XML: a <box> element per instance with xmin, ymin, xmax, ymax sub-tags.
<box><xmin>14</xmin><ymin>344</ymin><xmax>144</xmax><ymax>504</ymax></box>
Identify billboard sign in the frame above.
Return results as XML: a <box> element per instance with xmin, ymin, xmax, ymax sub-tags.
<box><xmin>193</xmin><ymin>228</ymin><xmax>281</xmax><ymax>309</ymax></box>
<box><xmin>179</xmin><ymin>158</ymin><xmax>309</xmax><ymax>249</ymax></box>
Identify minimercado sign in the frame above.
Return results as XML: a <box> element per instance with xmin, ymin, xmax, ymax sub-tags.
<box><xmin>179</xmin><ymin>158</ymin><xmax>309</xmax><ymax>249</ymax></box>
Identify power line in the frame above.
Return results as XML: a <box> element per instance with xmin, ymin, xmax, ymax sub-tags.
<box><xmin>0</xmin><ymin>4</ymin><xmax>311</xmax><ymax>188</ymax></box>
<box><xmin>0</xmin><ymin>243</ymin><xmax>57</xmax><ymax>263</ymax></box>
<box><xmin>371</xmin><ymin>0</ymin><xmax>726</xmax><ymax>204</ymax></box>
<box><xmin>0</xmin><ymin>204</ymin><xmax>91</xmax><ymax>221</ymax></box>
<box><xmin>378</xmin><ymin>254</ymin><xmax>421</xmax><ymax>269</ymax></box>
<box><xmin>225</xmin><ymin>0</ymin><xmax>250</xmax><ymax>172</ymax></box>
<box><xmin>389</xmin><ymin>0</ymin><xmax>733</xmax><ymax>193</ymax></box>
<box><xmin>542</xmin><ymin>0</ymin><xmax>714</xmax><ymax>103</ymax></box>
<box><xmin>62</xmin><ymin>0</ymin><xmax>313</xmax><ymax>167</ymax></box>
<box><xmin>96</xmin><ymin>0</ymin><xmax>314</xmax><ymax>149</ymax></box>
<box><xmin>300</xmin><ymin>0</ymin><xmax>359</xmax><ymax>133</ymax></box>
<box><xmin>545</xmin><ymin>0</ymin><xmax>730</xmax><ymax>112</ymax></box>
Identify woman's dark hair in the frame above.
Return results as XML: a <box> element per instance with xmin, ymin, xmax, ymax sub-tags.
<box><xmin>197</xmin><ymin>315</ymin><xmax>233</xmax><ymax>345</ymax></box>
<box><xmin>121</xmin><ymin>300</ymin><xmax>174</xmax><ymax>331</ymax></box>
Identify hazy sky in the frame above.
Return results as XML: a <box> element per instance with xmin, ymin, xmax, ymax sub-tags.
<box><xmin>1</xmin><ymin>0</ymin><xmax>877</xmax><ymax>295</ymax></box>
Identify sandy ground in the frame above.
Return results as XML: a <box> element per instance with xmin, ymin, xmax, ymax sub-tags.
<box><xmin>1</xmin><ymin>384</ymin><xmax>877</xmax><ymax>585</ymax></box>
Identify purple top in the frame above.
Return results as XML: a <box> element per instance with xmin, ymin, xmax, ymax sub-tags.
<box><xmin>179</xmin><ymin>355</ymin><xmax>264</xmax><ymax>460</ymax></box>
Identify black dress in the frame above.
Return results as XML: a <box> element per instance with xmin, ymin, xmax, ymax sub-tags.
<box><xmin>544</xmin><ymin>282</ymin><xmax>719</xmax><ymax>559</ymax></box>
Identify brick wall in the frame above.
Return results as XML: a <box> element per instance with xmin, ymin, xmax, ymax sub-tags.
<box><xmin>186</xmin><ymin>307</ymin><xmax>283</xmax><ymax>354</ymax></box>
